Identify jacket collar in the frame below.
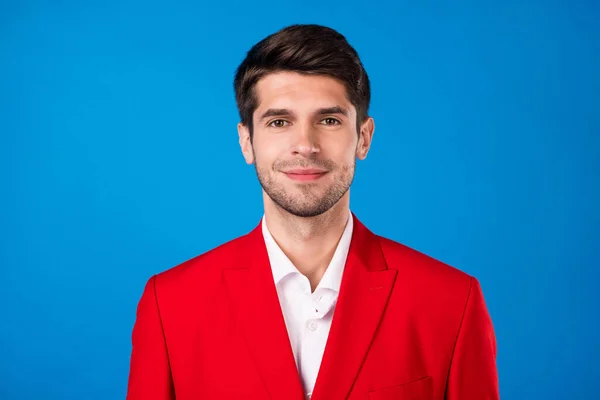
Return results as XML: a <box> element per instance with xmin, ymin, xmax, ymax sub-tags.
<box><xmin>223</xmin><ymin>213</ymin><xmax>397</xmax><ymax>400</ymax></box>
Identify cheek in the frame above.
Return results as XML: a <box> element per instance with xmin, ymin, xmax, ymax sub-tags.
<box><xmin>252</xmin><ymin>141</ymin><xmax>281</xmax><ymax>168</ymax></box>
<box><xmin>327</xmin><ymin>138</ymin><xmax>358</xmax><ymax>164</ymax></box>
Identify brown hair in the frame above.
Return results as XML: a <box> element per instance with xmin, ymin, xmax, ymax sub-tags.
<box><xmin>233</xmin><ymin>24</ymin><xmax>371</xmax><ymax>137</ymax></box>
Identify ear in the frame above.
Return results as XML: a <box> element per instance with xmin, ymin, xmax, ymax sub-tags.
<box><xmin>356</xmin><ymin>117</ymin><xmax>375</xmax><ymax>160</ymax></box>
<box><xmin>238</xmin><ymin>123</ymin><xmax>254</xmax><ymax>165</ymax></box>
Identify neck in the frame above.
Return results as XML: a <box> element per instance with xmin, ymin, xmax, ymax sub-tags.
<box><xmin>263</xmin><ymin>192</ymin><xmax>351</xmax><ymax>291</ymax></box>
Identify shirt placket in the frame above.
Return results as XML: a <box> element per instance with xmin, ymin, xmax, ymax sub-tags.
<box><xmin>299</xmin><ymin>288</ymin><xmax>337</xmax><ymax>399</ymax></box>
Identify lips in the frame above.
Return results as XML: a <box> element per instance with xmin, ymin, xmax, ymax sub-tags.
<box><xmin>282</xmin><ymin>168</ymin><xmax>328</xmax><ymax>182</ymax></box>
<box><xmin>284</xmin><ymin>168</ymin><xmax>328</xmax><ymax>175</ymax></box>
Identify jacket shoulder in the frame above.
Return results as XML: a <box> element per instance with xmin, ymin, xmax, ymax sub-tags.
<box><xmin>152</xmin><ymin>233</ymin><xmax>247</xmax><ymax>293</ymax></box>
<box><xmin>378</xmin><ymin>235</ymin><xmax>473</xmax><ymax>293</ymax></box>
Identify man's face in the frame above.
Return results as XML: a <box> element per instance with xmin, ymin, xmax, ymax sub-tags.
<box><xmin>238</xmin><ymin>71</ymin><xmax>373</xmax><ymax>218</ymax></box>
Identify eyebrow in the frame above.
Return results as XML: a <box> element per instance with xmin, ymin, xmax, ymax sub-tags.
<box><xmin>259</xmin><ymin>108</ymin><xmax>292</xmax><ymax>120</ymax></box>
<box><xmin>316</xmin><ymin>106</ymin><xmax>349</xmax><ymax>117</ymax></box>
<box><xmin>259</xmin><ymin>106</ymin><xmax>349</xmax><ymax>121</ymax></box>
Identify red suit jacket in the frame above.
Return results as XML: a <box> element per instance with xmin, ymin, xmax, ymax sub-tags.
<box><xmin>127</xmin><ymin>215</ymin><xmax>499</xmax><ymax>399</ymax></box>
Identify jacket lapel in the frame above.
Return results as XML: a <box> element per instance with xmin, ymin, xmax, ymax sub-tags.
<box><xmin>223</xmin><ymin>223</ymin><xmax>305</xmax><ymax>400</ymax></box>
<box><xmin>223</xmin><ymin>214</ymin><xmax>397</xmax><ymax>400</ymax></box>
<box><xmin>311</xmin><ymin>214</ymin><xmax>398</xmax><ymax>400</ymax></box>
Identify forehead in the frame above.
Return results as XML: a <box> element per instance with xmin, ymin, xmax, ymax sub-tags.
<box><xmin>253</xmin><ymin>71</ymin><xmax>354</xmax><ymax>114</ymax></box>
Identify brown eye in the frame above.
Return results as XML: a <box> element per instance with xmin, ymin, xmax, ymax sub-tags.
<box><xmin>268</xmin><ymin>119</ymin><xmax>289</xmax><ymax>128</ymax></box>
<box><xmin>321</xmin><ymin>118</ymin><xmax>341</xmax><ymax>125</ymax></box>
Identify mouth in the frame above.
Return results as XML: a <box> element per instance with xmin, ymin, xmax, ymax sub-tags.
<box><xmin>282</xmin><ymin>168</ymin><xmax>329</xmax><ymax>182</ymax></box>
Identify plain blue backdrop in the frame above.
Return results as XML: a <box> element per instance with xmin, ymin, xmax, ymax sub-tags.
<box><xmin>1</xmin><ymin>0</ymin><xmax>598</xmax><ymax>398</ymax></box>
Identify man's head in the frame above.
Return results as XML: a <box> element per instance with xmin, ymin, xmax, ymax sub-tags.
<box><xmin>234</xmin><ymin>24</ymin><xmax>374</xmax><ymax>218</ymax></box>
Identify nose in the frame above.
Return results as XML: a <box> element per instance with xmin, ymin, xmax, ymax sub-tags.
<box><xmin>291</xmin><ymin>122</ymin><xmax>320</xmax><ymax>157</ymax></box>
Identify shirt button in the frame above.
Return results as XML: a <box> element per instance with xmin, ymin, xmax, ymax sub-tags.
<box><xmin>306</xmin><ymin>319</ymin><xmax>318</xmax><ymax>331</ymax></box>
<box><xmin>306</xmin><ymin>393</ymin><xmax>312</xmax><ymax>399</ymax></box>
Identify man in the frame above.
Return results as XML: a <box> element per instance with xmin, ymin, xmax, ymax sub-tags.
<box><xmin>126</xmin><ymin>24</ymin><xmax>499</xmax><ymax>400</ymax></box>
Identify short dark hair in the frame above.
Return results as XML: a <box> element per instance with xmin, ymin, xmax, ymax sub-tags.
<box><xmin>233</xmin><ymin>24</ymin><xmax>371</xmax><ymax>137</ymax></box>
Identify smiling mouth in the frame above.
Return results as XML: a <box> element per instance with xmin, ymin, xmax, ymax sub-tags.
<box><xmin>282</xmin><ymin>170</ymin><xmax>328</xmax><ymax>182</ymax></box>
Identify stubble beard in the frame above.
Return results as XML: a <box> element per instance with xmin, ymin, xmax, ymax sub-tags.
<box><xmin>254</xmin><ymin>153</ymin><xmax>356</xmax><ymax>218</ymax></box>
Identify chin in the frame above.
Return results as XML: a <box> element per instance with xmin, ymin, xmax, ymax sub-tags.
<box><xmin>283</xmin><ymin>206</ymin><xmax>330</xmax><ymax>218</ymax></box>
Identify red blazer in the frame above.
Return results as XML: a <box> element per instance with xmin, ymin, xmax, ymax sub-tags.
<box><xmin>127</xmin><ymin>215</ymin><xmax>499</xmax><ymax>400</ymax></box>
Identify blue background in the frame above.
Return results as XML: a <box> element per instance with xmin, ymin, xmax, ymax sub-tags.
<box><xmin>1</xmin><ymin>0</ymin><xmax>598</xmax><ymax>398</ymax></box>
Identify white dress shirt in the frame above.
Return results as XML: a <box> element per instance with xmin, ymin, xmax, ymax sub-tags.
<box><xmin>261</xmin><ymin>212</ymin><xmax>354</xmax><ymax>399</ymax></box>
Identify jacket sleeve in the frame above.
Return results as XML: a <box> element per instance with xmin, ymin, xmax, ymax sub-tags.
<box><xmin>446</xmin><ymin>277</ymin><xmax>499</xmax><ymax>399</ymax></box>
<box><xmin>126</xmin><ymin>275</ymin><xmax>175</xmax><ymax>400</ymax></box>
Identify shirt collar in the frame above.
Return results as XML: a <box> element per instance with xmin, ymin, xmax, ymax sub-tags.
<box><xmin>262</xmin><ymin>211</ymin><xmax>354</xmax><ymax>293</ymax></box>
<box><xmin>262</xmin><ymin>217</ymin><xmax>298</xmax><ymax>285</ymax></box>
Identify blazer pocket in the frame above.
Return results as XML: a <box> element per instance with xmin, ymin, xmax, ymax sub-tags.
<box><xmin>368</xmin><ymin>376</ymin><xmax>433</xmax><ymax>400</ymax></box>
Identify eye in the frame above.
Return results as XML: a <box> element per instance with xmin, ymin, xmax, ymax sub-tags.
<box><xmin>268</xmin><ymin>119</ymin><xmax>290</xmax><ymax>128</ymax></box>
<box><xmin>320</xmin><ymin>117</ymin><xmax>341</xmax><ymax>126</ymax></box>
